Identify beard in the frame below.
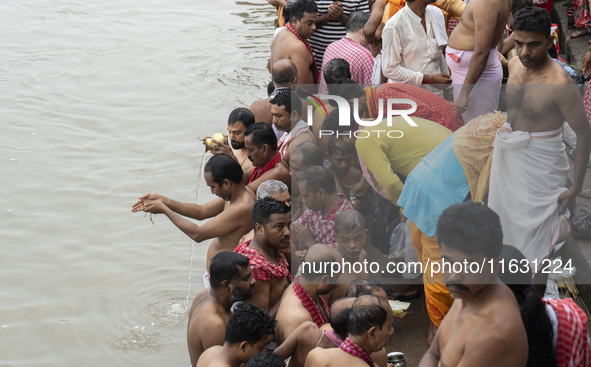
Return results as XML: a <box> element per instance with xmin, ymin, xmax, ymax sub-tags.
<box><xmin>229</xmin><ymin>286</ymin><xmax>254</xmax><ymax>304</ymax></box>
<box><xmin>231</xmin><ymin>140</ymin><xmax>244</xmax><ymax>150</ymax></box>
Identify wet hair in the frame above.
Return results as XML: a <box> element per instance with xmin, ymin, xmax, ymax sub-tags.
<box><xmin>346</xmin><ymin>279</ymin><xmax>384</xmax><ymax>297</ymax></box>
<box><xmin>329</xmin><ymin>297</ymin><xmax>356</xmax><ymax>340</ymax></box>
<box><xmin>252</xmin><ymin>197</ymin><xmax>291</xmax><ymax>227</ymax></box>
<box><xmin>225</xmin><ymin>302</ymin><xmax>277</xmax><ymax>346</ymax></box>
<box><xmin>436</xmin><ymin>202</ymin><xmax>503</xmax><ymax>258</ymax></box>
<box><xmin>346</xmin><ymin>11</ymin><xmax>369</xmax><ymax>33</ymax></box>
<box><xmin>327</xmin><ymin>138</ymin><xmax>355</xmax><ymax>157</ymax></box>
<box><xmin>289</xmin><ymin>0</ymin><xmax>318</xmax><ymax>22</ymax></box>
<box><xmin>321</xmin><ymin>107</ymin><xmax>360</xmax><ymax>138</ymax></box>
<box><xmin>245</xmin><ymin>352</ymin><xmax>286</xmax><ymax>367</ymax></box>
<box><xmin>511</xmin><ymin>0</ymin><xmax>533</xmax><ymax>16</ymax></box>
<box><xmin>499</xmin><ymin>245</ymin><xmax>555</xmax><ymax>367</ymax></box>
<box><xmin>228</xmin><ymin>107</ymin><xmax>255</xmax><ymax>128</ymax></box>
<box><xmin>324</xmin><ymin>59</ymin><xmax>351</xmax><ymax>85</ymax></box>
<box><xmin>209</xmin><ymin>251</ymin><xmax>251</xmax><ymax>290</ymax></box>
<box><xmin>245</xmin><ymin>122</ymin><xmax>278</xmax><ymax>150</ymax></box>
<box><xmin>298</xmin><ymin>165</ymin><xmax>336</xmax><ymax>194</ymax></box>
<box><xmin>267</xmin><ymin>80</ymin><xmax>276</xmax><ymax>97</ymax></box>
<box><xmin>348</xmin><ymin>295</ymin><xmax>389</xmax><ymax>336</ymax></box>
<box><xmin>272</xmin><ymin>59</ymin><xmax>298</xmax><ymax>86</ymax></box>
<box><xmin>270</xmin><ymin>90</ymin><xmax>302</xmax><ymax>117</ymax></box>
<box><xmin>513</xmin><ymin>7</ymin><xmax>551</xmax><ymax>37</ymax></box>
<box><xmin>204</xmin><ymin>154</ymin><xmax>244</xmax><ymax>185</ymax></box>
<box><xmin>292</xmin><ymin>141</ymin><xmax>323</xmax><ymax>167</ymax></box>
<box><xmin>256</xmin><ymin>180</ymin><xmax>289</xmax><ymax>201</ymax></box>
<box><xmin>334</xmin><ymin>210</ymin><xmax>366</xmax><ymax>233</ymax></box>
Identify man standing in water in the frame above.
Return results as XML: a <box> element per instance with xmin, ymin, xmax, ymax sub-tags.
<box><xmin>132</xmin><ymin>154</ymin><xmax>256</xmax><ymax>274</ymax></box>
<box><xmin>188</xmin><ymin>251</ymin><xmax>256</xmax><ymax>367</ymax></box>
<box><xmin>446</xmin><ymin>0</ymin><xmax>511</xmax><ymax>122</ymax></box>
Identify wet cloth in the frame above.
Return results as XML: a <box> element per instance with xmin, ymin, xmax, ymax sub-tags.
<box><xmin>292</xmin><ymin>276</ymin><xmax>330</xmax><ymax>327</ymax></box>
<box><xmin>446</xmin><ymin>46</ymin><xmax>502</xmax><ymax>124</ymax></box>
<box><xmin>409</xmin><ymin>221</ymin><xmax>453</xmax><ymax>327</ymax></box>
<box><xmin>325</xmin><ymin>330</ymin><xmax>344</xmax><ymax>346</ymax></box>
<box><xmin>397</xmin><ymin>135</ymin><xmax>469</xmax><ymax>238</ymax></box>
<box><xmin>285</xmin><ymin>22</ymin><xmax>319</xmax><ymax>83</ymax></box>
<box><xmin>340</xmin><ymin>338</ymin><xmax>374</xmax><ymax>367</ymax></box>
<box><xmin>248</xmin><ymin>153</ymin><xmax>283</xmax><ymax>184</ymax></box>
<box><xmin>488</xmin><ymin>123</ymin><xmax>571</xmax><ymax>268</ymax></box>
<box><xmin>318</xmin><ymin>37</ymin><xmax>374</xmax><ymax>93</ymax></box>
<box><xmin>295</xmin><ymin>193</ymin><xmax>353</xmax><ymax>248</ymax></box>
<box><xmin>277</xmin><ymin>119</ymin><xmax>310</xmax><ymax>159</ymax></box>
<box><xmin>543</xmin><ymin>298</ymin><xmax>591</xmax><ymax>367</ymax></box>
<box><xmin>452</xmin><ymin>111</ymin><xmax>506</xmax><ymax>203</ymax></box>
<box><xmin>364</xmin><ymin>85</ymin><xmax>463</xmax><ymax>132</ymax></box>
<box><xmin>234</xmin><ymin>241</ymin><xmax>292</xmax><ymax>282</ymax></box>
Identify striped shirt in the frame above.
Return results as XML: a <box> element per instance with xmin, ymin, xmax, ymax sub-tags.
<box><xmin>309</xmin><ymin>0</ymin><xmax>370</xmax><ymax>67</ymax></box>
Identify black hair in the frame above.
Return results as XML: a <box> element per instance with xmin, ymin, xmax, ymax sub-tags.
<box><xmin>204</xmin><ymin>154</ymin><xmax>244</xmax><ymax>185</ymax></box>
<box><xmin>245</xmin><ymin>122</ymin><xmax>278</xmax><ymax>150</ymax></box>
<box><xmin>209</xmin><ymin>251</ymin><xmax>251</xmax><ymax>290</ymax></box>
<box><xmin>513</xmin><ymin>7</ymin><xmax>551</xmax><ymax>37</ymax></box>
<box><xmin>298</xmin><ymin>165</ymin><xmax>336</xmax><ymax>194</ymax></box>
<box><xmin>270</xmin><ymin>90</ymin><xmax>302</xmax><ymax>117</ymax></box>
<box><xmin>267</xmin><ymin>80</ymin><xmax>276</xmax><ymax>97</ymax></box>
<box><xmin>272</xmin><ymin>60</ymin><xmax>298</xmax><ymax>86</ymax></box>
<box><xmin>328</xmin><ymin>297</ymin><xmax>356</xmax><ymax>340</ymax></box>
<box><xmin>499</xmin><ymin>245</ymin><xmax>555</xmax><ymax>367</ymax></box>
<box><xmin>327</xmin><ymin>138</ymin><xmax>355</xmax><ymax>157</ymax></box>
<box><xmin>292</xmin><ymin>141</ymin><xmax>323</xmax><ymax>167</ymax></box>
<box><xmin>324</xmin><ymin>58</ymin><xmax>351</xmax><ymax>85</ymax></box>
<box><xmin>225</xmin><ymin>302</ymin><xmax>277</xmax><ymax>346</ymax></box>
<box><xmin>436</xmin><ymin>202</ymin><xmax>503</xmax><ymax>258</ymax></box>
<box><xmin>346</xmin><ymin>280</ymin><xmax>384</xmax><ymax>297</ymax></box>
<box><xmin>346</xmin><ymin>11</ymin><xmax>369</xmax><ymax>33</ymax></box>
<box><xmin>228</xmin><ymin>107</ymin><xmax>255</xmax><ymax>128</ymax></box>
<box><xmin>511</xmin><ymin>0</ymin><xmax>533</xmax><ymax>16</ymax></box>
<box><xmin>252</xmin><ymin>197</ymin><xmax>291</xmax><ymax>227</ymax></box>
<box><xmin>321</xmin><ymin>108</ymin><xmax>360</xmax><ymax>139</ymax></box>
<box><xmin>327</xmin><ymin>78</ymin><xmax>366</xmax><ymax>104</ymax></box>
<box><xmin>289</xmin><ymin>0</ymin><xmax>318</xmax><ymax>22</ymax></box>
<box><xmin>348</xmin><ymin>295</ymin><xmax>389</xmax><ymax>336</ymax></box>
<box><xmin>245</xmin><ymin>352</ymin><xmax>286</xmax><ymax>367</ymax></box>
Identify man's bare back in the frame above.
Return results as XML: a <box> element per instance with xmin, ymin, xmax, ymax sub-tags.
<box><xmin>271</xmin><ymin>30</ymin><xmax>316</xmax><ymax>90</ymax></box>
<box><xmin>275</xmin><ymin>321</ymin><xmax>336</xmax><ymax>367</ymax></box>
<box><xmin>447</xmin><ymin>0</ymin><xmax>511</xmax><ymax>51</ymax></box>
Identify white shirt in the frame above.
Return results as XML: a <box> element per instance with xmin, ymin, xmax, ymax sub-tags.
<box><xmin>381</xmin><ymin>5</ymin><xmax>448</xmax><ymax>85</ymax></box>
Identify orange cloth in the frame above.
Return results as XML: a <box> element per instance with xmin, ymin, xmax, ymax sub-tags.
<box><xmin>277</xmin><ymin>6</ymin><xmax>285</xmax><ymax>28</ymax></box>
<box><xmin>409</xmin><ymin>220</ymin><xmax>453</xmax><ymax>327</ymax></box>
<box><xmin>451</xmin><ymin>111</ymin><xmax>506</xmax><ymax>203</ymax></box>
<box><xmin>381</xmin><ymin>0</ymin><xmax>460</xmax><ymax>27</ymax></box>
<box><xmin>382</xmin><ymin>0</ymin><xmax>406</xmax><ymax>24</ymax></box>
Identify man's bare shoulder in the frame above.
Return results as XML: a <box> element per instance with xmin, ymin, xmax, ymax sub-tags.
<box><xmin>188</xmin><ymin>301</ymin><xmax>227</xmax><ymax>331</ymax></box>
<box><xmin>273</xmin><ymin>30</ymin><xmax>308</xmax><ymax>52</ymax></box>
<box><xmin>196</xmin><ymin>346</ymin><xmax>223</xmax><ymax>367</ymax></box>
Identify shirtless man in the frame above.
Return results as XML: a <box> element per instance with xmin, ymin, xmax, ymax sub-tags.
<box><xmin>187</xmin><ymin>252</ymin><xmax>255</xmax><ymax>366</ymax></box>
<box><xmin>196</xmin><ymin>303</ymin><xmax>276</xmax><ymax>367</ymax></box>
<box><xmin>235</xmin><ymin>198</ymin><xmax>292</xmax><ymax>317</ymax></box>
<box><xmin>132</xmin><ymin>154</ymin><xmax>256</xmax><ymax>271</ymax></box>
<box><xmin>326</xmin><ymin>140</ymin><xmax>367</xmax><ymax>212</ymax></box>
<box><xmin>270</xmin><ymin>90</ymin><xmax>316</xmax><ymax>169</ymax></box>
<box><xmin>290</xmin><ymin>141</ymin><xmax>324</xmax><ymax>220</ymax></box>
<box><xmin>446</xmin><ymin>0</ymin><xmax>510</xmax><ymax>122</ymax></box>
<box><xmin>305</xmin><ymin>295</ymin><xmax>394</xmax><ymax>367</ymax></box>
<box><xmin>488</xmin><ymin>7</ymin><xmax>591</xmax><ymax>293</ymax></box>
<box><xmin>418</xmin><ymin>202</ymin><xmax>528</xmax><ymax>367</ymax></box>
<box><xmin>209</xmin><ymin>108</ymin><xmax>255</xmax><ymax>174</ymax></box>
<box><xmin>275</xmin><ymin>244</ymin><xmax>337</xmax><ymax>344</ymax></box>
<box><xmin>244</xmin><ymin>122</ymin><xmax>291</xmax><ymax>193</ymax></box>
<box><xmin>270</xmin><ymin>0</ymin><xmax>318</xmax><ymax>95</ymax></box>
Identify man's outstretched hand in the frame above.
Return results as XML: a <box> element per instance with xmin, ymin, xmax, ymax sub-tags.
<box><xmin>132</xmin><ymin>192</ymin><xmax>166</xmax><ymax>212</ymax></box>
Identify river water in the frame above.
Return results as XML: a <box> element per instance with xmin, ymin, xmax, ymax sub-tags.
<box><xmin>0</xmin><ymin>0</ymin><xmax>275</xmax><ymax>365</ymax></box>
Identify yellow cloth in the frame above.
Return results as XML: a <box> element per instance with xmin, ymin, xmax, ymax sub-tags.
<box><xmin>382</xmin><ymin>0</ymin><xmax>463</xmax><ymax>25</ymax></box>
<box><xmin>355</xmin><ymin>116</ymin><xmax>451</xmax><ymax>204</ymax></box>
<box><xmin>277</xmin><ymin>6</ymin><xmax>285</xmax><ymax>28</ymax></box>
<box><xmin>452</xmin><ymin>111</ymin><xmax>506</xmax><ymax>203</ymax></box>
<box><xmin>409</xmin><ymin>221</ymin><xmax>453</xmax><ymax>327</ymax></box>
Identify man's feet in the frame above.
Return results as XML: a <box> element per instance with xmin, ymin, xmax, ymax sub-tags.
<box><xmin>572</xmin><ymin>28</ymin><xmax>591</xmax><ymax>38</ymax></box>
<box><xmin>579</xmin><ymin>189</ymin><xmax>591</xmax><ymax>198</ymax></box>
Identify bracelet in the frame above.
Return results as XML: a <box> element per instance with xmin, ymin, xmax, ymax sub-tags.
<box><xmin>167</xmin><ymin>198</ymin><xmax>171</xmax><ymax>206</ymax></box>
<box><xmin>323</xmin><ymin>13</ymin><xmax>328</xmax><ymax>21</ymax></box>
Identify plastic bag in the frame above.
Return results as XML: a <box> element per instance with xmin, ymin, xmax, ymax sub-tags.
<box><xmin>571</xmin><ymin>212</ymin><xmax>591</xmax><ymax>240</ymax></box>
<box><xmin>388</xmin><ymin>222</ymin><xmax>406</xmax><ymax>260</ymax></box>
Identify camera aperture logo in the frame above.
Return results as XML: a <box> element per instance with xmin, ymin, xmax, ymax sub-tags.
<box><xmin>305</xmin><ymin>95</ymin><xmax>418</xmax><ymax>139</ymax></box>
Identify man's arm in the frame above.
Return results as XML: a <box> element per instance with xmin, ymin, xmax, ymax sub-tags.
<box><xmin>276</xmin><ymin>309</ymin><xmax>313</xmax><ymax>345</ymax></box>
<box><xmin>290</xmin><ymin>44</ymin><xmax>316</xmax><ymax>95</ymax></box>
<box><xmin>417</xmin><ymin>328</ymin><xmax>441</xmax><ymax>367</ymax></box>
<box><xmin>363</xmin><ymin>0</ymin><xmax>385</xmax><ymax>44</ymax></box>
<box><xmin>247</xmin><ymin>165</ymin><xmax>291</xmax><ymax>193</ymax></box>
<box><xmin>268</xmin><ymin>0</ymin><xmax>287</xmax><ymax>6</ymax></box>
<box><xmin>250</xmin><ymin>279</ymin><xmax>272</xmax><ymax>314</ymax></box>
<box><xmin>556</xmin><ymin>82</ymin><xmax>591</xmax><ymax>212</ymax></box>
<box><xmin>455</xmin><ymin>4</ymin><xmax>499</xmax><ymax>113</ymax></box>
<box><xmin>133</xmin><ymin>192</ymin><xmax>225</xmax><ymax>220</ymax></box>
<box><xmin>188</xmin><ymin>316</ymin><xmax>226</xmax><ymax>367</ymax></box>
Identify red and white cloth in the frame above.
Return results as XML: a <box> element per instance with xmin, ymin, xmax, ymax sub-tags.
<box><xmin>317</xmin><ymin>37</ymin><xmax>375</xmax><ymax>93</ymax></box>
<box><xmin>339</xmin><ymin>337</ymin><xmax>374</xmax><ymax>367</ymax></box>
<box><xmin>542</xmin><ymin>298</ymin><xmax>591</xmax><ymax>367</ymax></box>
<box><xmin>277</xmin><ymin>120</ymin><xmax>310</xmax><ymax>159</ymax></box>
<box><xmin>248</xmin><ymin>152</ymin><xmax>282</xmax><ymax>184</ymax></box>
<box><xmin>292</xmin><ymin>276</ymin><xmax>330</xmax><ymax>328</ymax></box>
<box><xmin>295</xmin><ymin>193</ymin><xmax>353</xmax><ymax>248</ymax></box>
<box><xmin>584</xmin><ymin>87</ymin><xmax>591</xmax><ymax>125</ymax></box>
<box><xmin>234</xmin><ymin>241</ymin><xmax>292</xmax><ymax>282</ymax></box>
<box><xmin>325</xmin><ymin>330</ymin><xmax>344</xmax><ymax>346</ymax></box>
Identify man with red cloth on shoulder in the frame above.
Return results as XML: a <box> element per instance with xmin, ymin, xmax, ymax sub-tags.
<box><xmin>244</xmin><ymin>122</ymin><xmax>291</xmax><ymax>193</ymax></box>
<box><xmin>235</xmin><ymin>198</ymin><xmax>292</xmax><ymax>318</ymax></box>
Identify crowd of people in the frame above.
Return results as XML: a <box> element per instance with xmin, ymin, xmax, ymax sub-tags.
<box><xmin>131</xmin><ymin>0</ymin><xmax>591</xmax><ymax>365</ymax></box>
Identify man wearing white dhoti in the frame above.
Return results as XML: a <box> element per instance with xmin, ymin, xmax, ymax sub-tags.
<box><xmin>488</xmin><ymin>8</ymin><xmax>591</xmax><ymax>293</ymax></box>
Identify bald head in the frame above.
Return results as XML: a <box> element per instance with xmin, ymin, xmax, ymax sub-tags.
<box><xmin>329</xmin><ymin>297</ymin><xmax>356</xmax><ymax>340</ymax></box>
<box><xmin>272</xmin><ymin>59</ymin><xmax>298</xmax><ymax>87</ymax></box>
<box><xmin>300</xmin><ymin>244</ymin><xmax>337</xmax><ymax>281</ymax></box>
<box><xmin>346</xmin><ymin>281</ymin><xmax>386</xmax><ymax>300</ymax></box>
<box><xmin>348</xmin><ymin>295</ymin><xmax>390</xmax><ymax>337</ymax></box>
